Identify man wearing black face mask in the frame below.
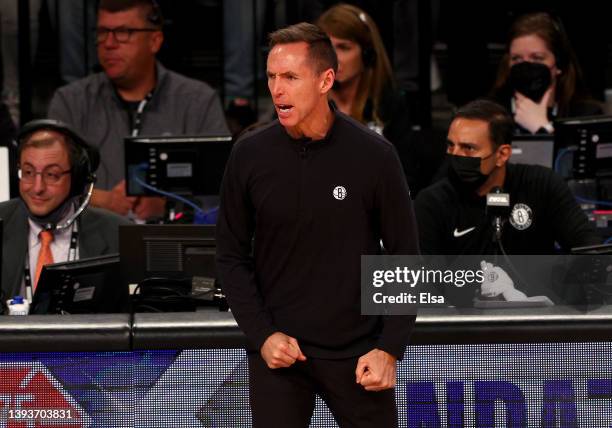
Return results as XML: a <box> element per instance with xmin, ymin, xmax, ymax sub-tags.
<box><xmin>0</xmin><ymin>120</ymin><xmax>129</xmax><ymax>309</ymax></box>
<box><xmin>414</xmin><ymin>99</ymin><xmax>600</xmax><ymax>255</ymax></box>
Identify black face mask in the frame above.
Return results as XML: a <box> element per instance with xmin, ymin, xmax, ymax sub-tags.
<box><xmin>448</xmin><ymin>153</ymin><xmax>494</xmax><ymax>190</ymax></box>
<box><xmin>508</xmin><ymin>61</ymin><xmax>552</xmax><ymax>103</ymax></box>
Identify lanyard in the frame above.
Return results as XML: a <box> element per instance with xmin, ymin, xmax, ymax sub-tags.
<box><xmin>23</xmin><ymin>222</ymin><xmax>79</xmax><ymax>304</ymax></box>
<box><xmin>131</xmin><ymin>91</ymin><xmax>154</xmax><ymax>137</ymax></box>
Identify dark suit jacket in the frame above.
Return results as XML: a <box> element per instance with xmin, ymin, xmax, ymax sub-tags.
<box><xmin>0</xmin><ymin>198</ymin><xmax>131</xmax><ymax>301</ymax></box>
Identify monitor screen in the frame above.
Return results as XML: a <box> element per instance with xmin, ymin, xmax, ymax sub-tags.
<box><xmin>0</xmin><ymin>218</ymin><xmax>3</xmax><ymax>303</ymax></box>
<box><xmin>555</xmin><ymin>115</ymin><xmax>612</xmax><ymax>178</ymax></box>
<box><xmin>124</xmin><ymin>135</ymin><xmax>232</xmax><ymax>197</ymax></box>
<box><xmin>119</xmin><ymin>224</ymin><xmax>217</xmax><ymax>286</ymax></box>
<box><xmin>511</xmin><ymin>135</ymin><xmax>554</xmax><ymax>169</ymax></box>
<box><xmin>32</xmin><ymin>254</ymin><xmax>125</xmax><ymax>314</ymax></box>
<box><xmin>0</xmin><ymin>147</ymin><xmax>10</xmax><ymax>202</ymax></box>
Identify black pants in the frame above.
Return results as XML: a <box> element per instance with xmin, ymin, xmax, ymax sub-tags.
<box><xmin>248</xmin><ymin>353</ymin><xmax>399</xmax><ymax>428</ymax></box>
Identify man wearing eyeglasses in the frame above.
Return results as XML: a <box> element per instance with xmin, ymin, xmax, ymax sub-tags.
<box><xmin>47</xmin><ymin>0</ymin><xmax>229</xmax><ymax>221</ymax></box>
<box><xmin>0</xmin><ymin>120</ymin><xmax>129</xmax><ymax>310</ymax></box>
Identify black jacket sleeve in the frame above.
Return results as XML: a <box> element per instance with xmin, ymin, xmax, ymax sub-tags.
<box><xmin>375</xmin><ymin>146</ymin><xmax>419</xmax><ymax>360</ymax></box>
<box><xmin>215</xmin><ymin>144</ymin><xmax>276</xmax><ymax>350</ymax></box>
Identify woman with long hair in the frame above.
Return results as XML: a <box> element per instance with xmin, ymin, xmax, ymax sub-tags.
<box><xmin>316</xmin><ymin>3</ymin><xmax>395</xmax><ymax>131</ymax></box>
<box><xmin>490</xmin><ymin>12</ymin><xmax>601</xmax><ymax>134</ymax></box>
<box><xmin>316</xmin><ymin>4</ymin><xmax>443</xmax><ymax>195</ymax></box>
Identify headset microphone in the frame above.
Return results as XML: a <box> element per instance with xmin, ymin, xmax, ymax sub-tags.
<box><xmin>43</xmin><ymin>182</ymin><xmax>94</xmax><ymax>231</ymax></box>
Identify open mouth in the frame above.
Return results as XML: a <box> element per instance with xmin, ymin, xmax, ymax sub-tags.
<box><xmin>276</xmin><ymin>104</ymin><xmax>294</xmax><ymax>114</ymax></box>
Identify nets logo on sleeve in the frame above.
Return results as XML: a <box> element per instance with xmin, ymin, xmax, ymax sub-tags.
<box><xmin>0</xmin><ymin>362</ymin><xmax>91</xmax><ymax>427</ymax></box>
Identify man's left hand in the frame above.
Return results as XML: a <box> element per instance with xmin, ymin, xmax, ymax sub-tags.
<box><xmin>355</xmin><ymin>348</ymin><xmax>397</xmax><ymax>391</ymax></box>
<box><xmin>133</xmin><ymin>196</ymin><xmax>166</xmax><ymax>220</ymax></box>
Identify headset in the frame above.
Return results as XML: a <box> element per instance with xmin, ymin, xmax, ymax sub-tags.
<box><xmin>355</xmin><ymin>10</ymin><xmax>376</xmax><ymax>68</ymax></box>
<box><xmin>362</xmin><ymin>45</ymin><xmax>376</xmax><ymax>68</ymax></box>
<box><xmin>545</xmin><ymin>11</ymin><xmax>571</xmax><ymax>72</ymax></box>
<box><xmin>17</xmin><ymin>119</ymin><xmax>99</xmax><ymax>197</ymax></box>
<box><xmin>16</xmin><ymin>119</ymin><xmax>99</xmax><ymax>230</ymax></box>
<box><xmin>146</xmin><ymin>0</ymin><xmax>164</xmax><ymax>27</ymax></box>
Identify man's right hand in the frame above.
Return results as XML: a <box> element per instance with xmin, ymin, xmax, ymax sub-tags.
<box><xmin>513</xmin><ymin>88</ymin><xmax>552</xmax><ymax>134</ymax></box>
<box><xmin>91</xmin><ymin>180</ymin><xmax>137</xmax><ymax>216</ymax></box>
<box><xmin>260</xmin><ymin>332</ymin><xmax>307</xmax><ymax>369</ymax></box>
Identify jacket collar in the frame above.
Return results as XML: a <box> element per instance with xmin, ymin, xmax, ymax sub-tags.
<box><xmin>287</xmin><ymin>101</ymin><xmax>339</xmax><ymax>151</ymax></box>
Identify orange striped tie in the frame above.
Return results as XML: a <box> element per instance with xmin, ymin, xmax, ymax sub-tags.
<box><xmin>34</xmin><ymin>230</ymin><xmax>54</xmax><ymax>290</ymax></box>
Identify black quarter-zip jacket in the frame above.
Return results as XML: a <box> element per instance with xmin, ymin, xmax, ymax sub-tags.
<box><xmin>415</xmin><ymin>163</ymin><xmax>601</xmax><ymax>255</ymax></box>
<box><xmin>216</xmin><ymin>111</ymin><xmax>419</xmax><ymax>359</ymax></box>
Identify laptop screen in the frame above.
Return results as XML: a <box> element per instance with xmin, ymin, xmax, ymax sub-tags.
<box><xmin>32</xmin><ymin>254</ymin><xmax>125</xmax><ymax>314</ymax></box>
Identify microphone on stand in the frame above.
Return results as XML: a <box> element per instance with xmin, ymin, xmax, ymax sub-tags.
<box><xmin>486</xmin><ymin>187</ymin><xmax>510</xmax><ymax>243</ymax></box>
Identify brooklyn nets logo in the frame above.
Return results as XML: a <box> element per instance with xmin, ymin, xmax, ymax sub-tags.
<box><xmin>487</xmin><ymin>270</ymin><xmax>499</xmax><ymax>282</ymax></box>
<box><xmin>509</xmin><ymin>203</ymin><xmax>533</xmax><ymax>230</ymax></box>
<box><xmin>333</xmin><ymin>186</ymin><xmax>347</xmax><ymax>200</ymax></box>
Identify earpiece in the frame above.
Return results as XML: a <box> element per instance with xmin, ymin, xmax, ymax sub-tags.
<box><xmin>361</xmin><ymin>46</ymin><xmax>376</xmax><ymax>67</ymax></box>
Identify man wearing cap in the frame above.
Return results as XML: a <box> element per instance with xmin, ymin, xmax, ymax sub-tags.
<box><xmin>0</xmin><ymin>120</ymin><xmax>129</xmax><ymax>309</ymax></box>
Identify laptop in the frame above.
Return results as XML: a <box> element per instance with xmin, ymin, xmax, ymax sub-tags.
<box><xmin>31</xmin><ymin>254</ymin><xmax>125</xmax><ymax>314</ymax></box>
<box><xmin>511</xmin><ymin>135</ymin><xmax>555</xmax><ymax>169</ymax></box>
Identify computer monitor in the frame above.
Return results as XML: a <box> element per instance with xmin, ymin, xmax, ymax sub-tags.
<box><xmin>124</xmin><ymin>135</ymin><xmax>233</xmax><ymax>197</ymax></box>
<box><xmin>31</xmin><ymin>254</ymin><xmax>125</xmax><ymax>314</ymax></box>
<box><xmin>119</xmin><ymin>225</ymin><xmax>221</xmax><ymax>310</ymax></box>
<box><xmin>0</xmin><ymin>146</ymin><xmax>10</xmax><ymax>202</ymax></box>
<box><xmin>555</xmin><ymin>115</ymin><xmax>612</xmax><ymax>178</ymax></box>
<box><xmin>0</xmin><ymin>218</ymin><xmax>3</xmax><ymax>300</ymax></box>
<box><xmin>511</xmin><ymin>135</ymin><xmax>554</xmax><ymax>169</ymax></box>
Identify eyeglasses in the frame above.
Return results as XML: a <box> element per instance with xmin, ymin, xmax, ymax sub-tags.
<box><xmin>96</xmin><ymin>27</ymin><xmax>157</xmax><ymax>44</ymax></box>
<box><xmin>18</xmin><ymin>165</ymin><xmax>71</xmax><ymax>185</ymax></box>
